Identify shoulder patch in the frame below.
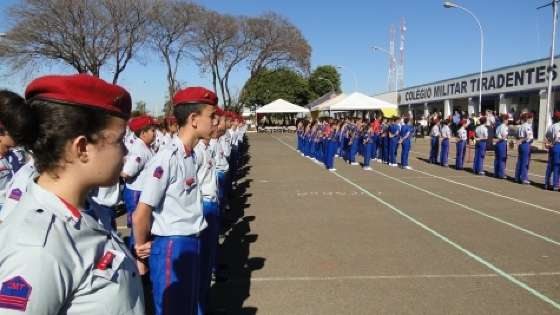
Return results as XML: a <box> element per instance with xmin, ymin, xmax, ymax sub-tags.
<box><xmin>17</xmin><ymin>210</ymin><xmax>54</xmax><ymax>247</ymax></box>
<box><xmin>153</xmin><ymin>166</ymin><xmax>164</xmax><ymax>179</ymax></box>
<box><xmin>8</xmin><ymin>188</ymin><xmax>22</xmax><ymax>201</ymax></box>
<box><xmin>135</xmin><ymin>156</ymin><xmax>141</xmax><ymax>163</ymax></box>
<box><xmin>0</xmin><ymin>276</ymin><xmax>32</xmax><ymax>311</ymax></box>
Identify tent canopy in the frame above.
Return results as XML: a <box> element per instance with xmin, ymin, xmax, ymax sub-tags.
<box><xmin>328</xmin><ymin>92</ymin><xmax>397</xmax><ymax>111</ymax></box>
<box><xmin>310</xmin><ymin>93</ymin><xmax>347</xmax><ymax>112</ymax></box>
<box><xmin>256</xmin><ymin>99</ymin><xmax>310</xmax><ymax>114</ymax></box>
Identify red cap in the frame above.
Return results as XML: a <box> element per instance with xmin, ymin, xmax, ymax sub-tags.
<box><xmin>129</xmin><ymin>115</ymin><xmax>155</xmax><ymax>132</ymax></box>
<box><xmin>25</xmin><ymin>73</ymin><xmax>131</xmax><ymax>118</ymax></box>
<box><xmin>172</xmin><ymin>87</ymin><xmax>218</xmax><ymax>107</ymax></box>
<box><xmin>526</xmin><ymin>112</ymin><xmax>534</xmax><ymax>119</ymax></box>
<box><xmin>215</xmin><ymin>107</ymin><xmax>224</xmax><ymax>116</ymax></box>
<box><xmin>554</xmin><ymin>111</ymin><xmax>560</xmax><ymax>120</ymax></box>
<box><xmin>460</xmin><ymin>119</ymin><xmax>467</xmax><ymax>125</ymax></box>
<box><xmin>165</xmin><ymin>116</ymin><xmax>177</xmax><ymax>125</ymax></box>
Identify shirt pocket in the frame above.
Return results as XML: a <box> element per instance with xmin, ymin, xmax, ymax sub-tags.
<box><xmin>90</xmin><ymin>248</ymin><xmax>143</xmax><ymax>314</ymax></box>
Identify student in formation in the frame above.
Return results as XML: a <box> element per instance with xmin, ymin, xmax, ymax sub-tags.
<box><xmin>544</xmin><ymin>111</ymin><xmax>560</xmax><ymax>191</ymax></box>
<box><xmin>325</xmin><ymin>121</ymin><xmax>338</xmax><ymax>171</ymax></box>
<box><xmin>473</xmin><ymin>116</ymin><xmax>488</xmax><ymax>175</ymax></box>
<box><xmin>515</xmin><ymin>112</ymin><xmax>534</xmax><ymax>184</ymax></box>
<box><xmin>160</xmin><ymin>116</ymin><xmax>178</xmax><ymax>150</ymax></box>
<box><xmin>439</xmin><ymin>119</ymin><xmax>451</xmax><ymax>167</ymax></box>
<box><xmin>0</xmin><ymin>74</ymin><xmax>144</xmax><ymax>314</ymax></box>
<box><xmin>371</xmin><ymin>116</ymin><xmax>381</xmax><ymax>163</ymax></box>
<box><xmin>121</xmin><ymin>115</ymin><xmax>157</xmax><ymax>249</ymax></box>
<box><xmin>494</xmin><ymin>114</ymin><xmax>509</xmax><ymax>179</ymax></box>
<box><xmin>132</xmin><ymin>87</ymin><xmax>217</xmax><ymax>315</ymax></box>
<box><xmin>387</xmin><ymin>116</ymin><xmax>400</xmax><ymax>167</ymax></box>
<box><xmin>429</xmin><ymin>118</ymin><xmax>441</xmax><ymax>164</ymax></box>
<box><xmin>455</xmin><ymin>119</ymin><xmax>468</xmax><ymax>170</ymax></box>
<box><xmin>382</xmin><ymin>118</ymin><xmax>390</xmax><ymax>164</ymax></box>
<box><xmin>399</xmin><ymin>116</ymin><xmax>414</xmax><ymax>170</ymax></box>
<box><xmin>362</xmin><ymin>123</ymin><xmax>374</xmax><ymax>171</ymax></box>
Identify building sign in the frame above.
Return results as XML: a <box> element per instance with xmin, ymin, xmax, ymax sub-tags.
<box><xmin>400</xmin><ymin>58</ymin><xmax>560</xmax><ymax>104</ymax></box>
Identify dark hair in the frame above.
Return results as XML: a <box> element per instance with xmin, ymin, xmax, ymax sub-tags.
<box><xmin>173</xmin><ymin>103</ymin><xmax>207</xmax><ymax>127</ymax></box>
<box><xmin>22</xmin><ymin>100</ymin><xmax>114</xmax><ymax>173</ymax></box>
<box><xmin>133</xmin><ymin>125</ymin><xmax>154</xmax><ymax>138</ymax></box>
<box><xmin>0</xmin><ymin>90</ymin><xmax>36</xmax><ymax>144</ymax></box>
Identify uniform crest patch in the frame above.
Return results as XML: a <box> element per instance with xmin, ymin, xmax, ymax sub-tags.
<box><xmin>0</xmin><ymin>276</ymin><xmax>32</xmax><ymax>311</ymax></box>
<box><xmin>185</xmin><ymin>177</ymin><xmax>195</xmax><ymax>187</ymax></box>
<box><xmin>153</xmin><ymin>166</ymin><xmax>164</xmax><ymax>179</ymax></box>
<box><xmin>135</xmin><ymin>156</ymin><xmax>141</xmax><ymax>163</ymax></box>
<box><xmin>8</xmin><ymin>188</ymin><xmax>22</xmax><ymax>201</ymax></box>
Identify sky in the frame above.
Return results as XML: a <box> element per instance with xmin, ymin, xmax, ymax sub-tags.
<box><xmin>0</xmin><ymin>0</ymin><xmax>558</xmax><ymax>115</ymax></box>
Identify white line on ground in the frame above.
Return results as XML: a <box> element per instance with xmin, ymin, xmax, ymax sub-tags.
<box><xmin>273</xmin><ymin>136</ymin><xmax>560</xmax><ymax>311</ymax></box>
<box><xmin>400</xmin><ymin>175</ymin><xmax>484</xmax><ymax>179</ymax></box>
<box><xmin>247</xmin><ymin>271</ymin><xmax>560</xmax><ymax>282</ymax></box>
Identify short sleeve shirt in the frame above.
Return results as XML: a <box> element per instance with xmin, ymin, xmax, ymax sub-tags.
<box><xmin>1</xmin><ymin>160</ymin><xmax>37</xmax><ymax>221</ymax></box>
<box><xmin>195</xmin><ymin>140</ymin><xmax>218</xmax><ymax>200</ymax></box>
<box><xmin>122</xmin><ymin>138</ymin><xmax>154</xmax><ymax>191</ymax></box>
<box><xmin>457</xmin><ymin>128</ymin><xmax>468</xmax><ymax>141</ymax></box>
<box><xmin>495</xmin><ymin>124</ymin><xmax>509</xmax><ymax>140</ymax></box>
<box><xmin>475</xmin><ymin>125</ymin><xmax>488</xmax><ymax>139</ymax></box>
<box><xmin>138</xmin><ymin>136</ymin><xmax>207</xmax><ymax>236</ymax></box>
<box><xmin>0</xmin><ymin>156</ymin><xmax>14</xmax><ymax>206</ymax></box>
<box><xmin>431</xmin><ymin>125</ymin><xmax>441</xmax><ymax>137</ymax></box>
<box><xmin>440</xmin><ymin>125</ymin><xmax>451</xmax><ymax>138</ymax></box>
<box><xmin>0</xmin><ymin>183</ymin><xmax>144</xmax><ymax>314</ymax></box>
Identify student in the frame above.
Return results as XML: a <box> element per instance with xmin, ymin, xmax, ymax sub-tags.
<box><xmin>325</xmin><ymin>122</ymin><xmax>338</xmax><ymax>171</ymax></box>
<box><xmin>399</xmin><ymin>116</ymin><xmax>413</xmax><ymax>170</ymax></box>
<box><xmin>132</xmin><ymin>87</ymin><xmax>217</xmax><ymax>315</ymax></box>
<box><xmin>544</xmin><ymin>112</ymin><xmax>560</xmax><ymax>191</ymax></box>
<box><xmin>0</xmin><ymin>74</ymin><xmax>144</xmax><ymax>314</ymax></box>
<box><xmin>121</xmin><ymin>115</ymin><xmax>156</xmax><ymax>250</ymax></box>
<box><xmin>473</xmin><ymin>116</ymin><xmax>488</xmax><ymax>175</ymax></box>
<box><xmin>348</xmin><ymin>122</ymin><xmax>359</xmax><ymax>166</ymax></box>
<box><xmin>429</xmin><ymin>118</ymin><xmax>441</xmax><ymax>164</ymax></box>
<box><xmin>388</xmin><ymin>116</ymin><xmax>400</xmax><ymax>167</ymax></box>
<box><xmin>381</xmin><ymin>118</ymin><xmax>390</xmax><ymax>163</ymax></box>
<box><xmin>494</xmin><ymin>115</ymin><xmax>509</xmax><ymax>179</ymax></box>
<box><xmin>362</xmin><ymin>124</ymin><xmax>373</xmax><ymax>171</ymax></box>
<box><xmin>371</xmin><ymin>116</ymin><xmax>381</xmax><ymax>162</ymax></box>
<box><xmin>455</xmin><ymin>119</ymin><xmax>468</xmax><ymax>170</ymax></box>
<box><xmin>439</xmin><ymin>119</ymin><xmax>451</xmax><ymax>167</ymax></box>
<box><xmin>515</xmin><ymin>112</ymin><xmax>534</xmax><ymax>184</ymax></box>
<box><xmin>160</xmin><ymin>116</ymin><xmax>178</xmax><ymax>150</ymax></box>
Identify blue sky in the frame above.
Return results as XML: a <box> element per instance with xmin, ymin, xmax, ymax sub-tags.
<box><xmin>0</xmin><ymin>0</ymin><xmax>557</xmax><ymax>114</ymax></box>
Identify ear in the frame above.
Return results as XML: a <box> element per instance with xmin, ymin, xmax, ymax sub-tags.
<box><xmin>190</xmin><ymin>112</ymin><xmax>199</xmax><ymax>129</ymax></box>
<box><xmin>72</xmin><ymin>136</ymin><xmax>89</xmax><ymax>163</ymax></box>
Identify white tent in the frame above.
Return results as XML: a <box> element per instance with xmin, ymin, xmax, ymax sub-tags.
<box><xmin>328</xmin><ymin>92</ymin><xmax>398</xmax><ymax>116</ymax></box>
<box><xmin>310</xmin><ymin>93</ymin><xmax>347</xmax><ymax>112</ymax></box>
<box><xmin>256</xmin><ymin>99</ymin><xmax>310</xmax><ymax>114</ymax></box>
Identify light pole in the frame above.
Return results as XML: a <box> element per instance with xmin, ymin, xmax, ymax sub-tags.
<box><xmin>538</xmin><ymin>0</ymin><xmax>559</xmax><ymax>131</ymax></box>
<box><xmin>371</xmin><ymin>45</ymin><xmax>398</xmax><ymax>93</ymax></box>
<box><xmin>317</xmin><ymin>76</ymin><xmax>336</xmax><ymax>94</ymax></box>
<box><xmin>444</xmin><ymin>1</ymin><xmax>484</xmax><ymax>114</ymax></box>
<box><xmin>335</xmin><ymin>65</ymin><xmax>358</xmax><ymax>92</ymax></box>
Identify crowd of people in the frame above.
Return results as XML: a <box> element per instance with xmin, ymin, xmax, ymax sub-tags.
<box><xmin>0</xmin><ymin>74</ymin><xmax>247</xmax><ymax>315</ymax></box>
<box><xmin>296</xmin><ymin>110</ymin><xmax>560</xmax><ymax>191</ymax></box>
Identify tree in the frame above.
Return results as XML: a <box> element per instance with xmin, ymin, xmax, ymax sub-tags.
<box><xmin>148</xmin><ymin>0</ymin><xmax>201</xmax><ymax>102</ymax></box>
<box><xmin>245</xmin><ymin>12</ymin><xmax>311</xmax><ymax>77</ymax></box>
<box><xmin>308</xmin><ymin>65</ymin><xmax>342</xmax><ymax>98</ymax></box>
<box><xmin>0</xmin><ymin>0</ymin><xmax>151</xmax><ymax>83</ymax></box>
<box><xmin>239</xmin><ymin>68</ymin><xmax>312</xmax><ymax>107</ymax></box>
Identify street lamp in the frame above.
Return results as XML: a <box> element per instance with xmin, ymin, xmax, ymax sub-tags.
<box><xmin>317</xmin><ymin>76</ymin><xmax>336</xmax><ymax>93</ymax></box>
<box><xmin>335</xmin><ymin>65</ymin><xmax>358</xmax><ymax>92</ymax></box>
<box><xmin>444</xmin><ymin>1</ymin><xmax>484</xmax><ymax>114</ymax></box>
<box><xmin>371</xmin><ymin>45</ymin><xmax>398</xmax><ymax>93</ymax></box>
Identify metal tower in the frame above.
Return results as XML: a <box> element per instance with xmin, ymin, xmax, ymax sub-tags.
<box><xmin>398</xmin><ymin>18</ymin><xmax>406</xmax><ymax>91</ymax></box>
<box><xmin>387</xmin><ymin>24</ymin><xmax>397</xmax><ymax>92</ymax></box>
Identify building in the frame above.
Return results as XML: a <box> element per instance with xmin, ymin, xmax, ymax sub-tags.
<box><xmin>397</xmin><ymin>56</ymin><xmax>560</xmax><ymax>140</ymax></box>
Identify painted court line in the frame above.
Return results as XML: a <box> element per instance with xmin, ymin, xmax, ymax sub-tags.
<box><xmin>368</xmin><ymin>168</ymin><xmax>560</xmax><ymax>247</ymax></box>
<box><xmin>274</xmin><ymin>136</ymin><xmax>560</xmax><ymax>311</ymax></box>
<box><xmin>247</xmin><ymin>271</ymin><xmax>560</xmax><ymax>283</ymax></box>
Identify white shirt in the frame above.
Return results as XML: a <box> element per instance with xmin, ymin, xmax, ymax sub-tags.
<box><xmin>215</xmin><ymin>133</ymin><xmax>231</xmax><ymax>172</ymax></box>
<box><xmin>440</xmin><ymin>125</ymin><xmax>451</xmax><ymax>138</ymax></box>
<box><xmin>495</xmin><ymin>124</ymin><xmax>509</xmax><ymax>140</ymax></box>
<box><xmin>195</xmin><ymin>140</ymin><xmax>218</xmax><ymax>201</ymax></box>
<box><xmin>151</xmin><ymin>129</ymin><xmax>165</xmax><ymax>153</ymax></box>
<box><xmin>124</xmin><ymin>128</ymin><xmax>136</xmax><ymax>152</ymax></box>
<box><xmin>518</xmin><ymin>122</ymin><xmax>534</xmax><ymax>142</ymax></box>
<box><xmin>1</xmin><ymin>160</ymin><xmax>37</xmax><ymax>221</ymax></box>
<box><xmin>92</xmin><ymin>183</ymin><xmax>121</xmax><ymax>208</ymax></box>
<box><xmin>457</xmin><ymin>128</ymin><xmax>467</xmax><ymax>141</ymax></box>
<box><xmin>430</xmin><ymin>125</ymin><xmax>441</xmax><ymax>137</ymax></box>
<box><xmin>139</xmin><ymin>136</ymin><xmax>207</xmax><ymax>236</ymax></box>
<box><xmin>553</xmin><ymin>123</ymin><xmax>560</xmax><ymax>143</ymax></box>
<box><xmin>122</xmin><ymin>138</ymin><xmax>154</xmax><ymax>191</ymax></box>
<box><xmin>475</xmin><ymin>125</ymin><xmax>488</xmax><ymax>140</ymax></box>
<box><xmin>0</xmin><ymin>182</ymin><xmax>144</xmax><ymax>314</ymax></box>
<box><xmin>0</xmin><ymin>155</ymin><xmax>14</xmax><ymax>206</ymax></box>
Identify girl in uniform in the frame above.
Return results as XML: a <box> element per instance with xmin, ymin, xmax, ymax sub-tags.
<box><xmin>429</xmin><ymin>118</ymin><xmax>441</xmax><ymax>164</ymax></box>
<box><xmin>400</xmin><ymin>116</ymin><xmax>413</xmax><ymax>170</ymax></box>
<box><xmin>515</xmin><ymin>112</ymin><xmax>534</xmax><ymax>184</ymax></box>
<box><xmin>544</xmin><ymin>112</ymin><xmax>560</xmax><ymax>190</ymax></box>
<box><xmin>388</xmin><ymin>117</ymin><xmax>400</xmax><ymax>167</ymax></box>
<box><xmin>439</xmin><ymin>119</ymin><xmax>451</xmax><ymax>167</ymax></box>
<box><xmin>456</xmin><ymin>119</ymin><xmax>468</xmax><ymax>170</ymax></box>
<box><xmin>473</xmin><ymin>116</ymin><xmax>488</xmax><ymax>175</ymax></box>
<box><xmin>362</xmin><ymin>123</ymin><xmax>373</xmax><ymax>171</ymax></box>
<box><xmin>494</xmin><ymin>115</ymin><xmax>509</xmax><ymax>179</ymax></box>
<box><xmin>0</xmin><ymin>74</ymin><xmax>144</xmax><ymax>314</ymax></box>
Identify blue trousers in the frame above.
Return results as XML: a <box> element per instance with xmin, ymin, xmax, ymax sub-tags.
<box><xmin>150</xmin><ymin>235</ymin><xmax>201</xmax><ymax>315</ymax></box>
<box><xmin>401</xmin><ymin>139</ymin><xmax>411</xmax><ymax>167</ymax></box>
<box><xmin>544</xmin><ymin>143</ymin><xmax>560</xmax><ymax>189</ymax></box>
<box><xmin>216</xmin><ymin>171</ymin><xmax>226</xmax><ymax>208</ymax></box>
<box><xmin>473</xmin><ymin>140</ymin><xmax>487</xmax><ymax>174</ymax></box>
<box><xmin>199</xmin><ymin>200</ymin><xmax>220</xmax><ymax>314</ymax></box>
<box><xmin>382</xmin><ymin>137</ymin><xmax>389</xmax><ymax>163</ymax></box>
<box><xmin>494</xmin><ymin>140</ymin><xmax>507</xmax><ymax>178</ymax></box>
<box><xmin>363</xmin><ymin>142</ymin><xmax>373</xmax><ymax>167</ymax></box>
<box><xmin>389</xmin><ymin>137</ymin><xmax>399</xmax><ymax>164</ymax></box>
<box><xmin>516</xmin><ymin>142</ymin><xmax>531</xmax><ymax>182</ymax></box>
<box><xmin>123</xmin><ymin>186</ymin><xmax>141</xmax><ymax>250</ymax></box>
<box><xmin>325</xmin><ymin>140</ymin><xmax>336</xmax><ymax>170</ymax></box>
<box><xmin>455</xmin><ymin>140</ymin><xmax>466</xmax><ymax>170</ymax></box>
<box><xmin>349</xmin><ymin>140</ymin><xmax>358</xmax><ymax>163</ymax></box>
<box><xmin>430</xmin><ymin>136</ymin><xmax>440</xmax><ymax>164</ymax></box>
<box><xmin>371</xmin><ymin>135</ymin><xmax>379</xmax><ymax>159</ymax></box>
<box><xmin>440</xmin><ymin>138</ymin><xmax>449</xmax><ymax>166</ymax></box>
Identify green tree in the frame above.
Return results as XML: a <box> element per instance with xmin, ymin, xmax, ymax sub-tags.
<box><xmin>308</xmin><ymin>65</ymin><xmax>341</xmax><ymax>98</ymax></box>
<box><xmin>239</xmin><ymin>68</ymin><xmax>311</xmax><ymax>107</ymax></box>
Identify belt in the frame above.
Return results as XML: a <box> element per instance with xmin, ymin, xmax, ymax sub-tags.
<box><xmin>203</xmin><ymin>196</ymin><xmax>218</xmax><ymax>203</ymax></box>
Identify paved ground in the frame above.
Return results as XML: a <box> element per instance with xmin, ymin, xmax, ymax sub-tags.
<box><xmin>201</xmin><ymin>133</ymin><xmax>560</xmax><ymax>314</ymax></box>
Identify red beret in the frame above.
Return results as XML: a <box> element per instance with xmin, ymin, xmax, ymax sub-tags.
<box><xmin>165</xmin><ymin>116</ymin><xmax>177</xmax><ymax>125</ymax></box>
<box><xmin>129</xmin><ymin>115</ymin><xmax>155</xmax><ymax>132</ymax></box>
<box><xmin>526</xmin><ymin>112</ymin><xmax>534</xmax><ymax>119</ymax></box>
<box><xmin>215</xmin><ymin>107</ymin><xmax>224</xmax><ymax>116</ymax></box>
<box><xmin>172</xmin><ymin>87</ymin><xmax>218</xmax><ymax>107</ymax></box>
<box><xmin>25</xmin><ymin>73</ymin><xmax>131</xmax><ymax>118</ymax></box>
<box><xmin>554</xmin><ymin>112</ymin><xmax>560</xmax><ymax>120</ymax></box>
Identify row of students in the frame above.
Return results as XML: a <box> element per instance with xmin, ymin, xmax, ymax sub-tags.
<box><xmin>0</xmin><ymin>74</ymin><xmax>246</xmax><ymax>315</ymax></box>
<box><xmin>296</xmin><ymin>115</ymin><xmax>415</xmax><ymax>172</ymax></box>
<box><xmin>428</xmin><ymin>112</ymin><xmax>560</xmax><ymax>190</ymax></box>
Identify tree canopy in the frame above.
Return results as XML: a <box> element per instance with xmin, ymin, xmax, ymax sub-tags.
<box><xmin>239</xmin><ymin>68</ymin><xmax>312</xmax><ymax>107</ymax></box>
